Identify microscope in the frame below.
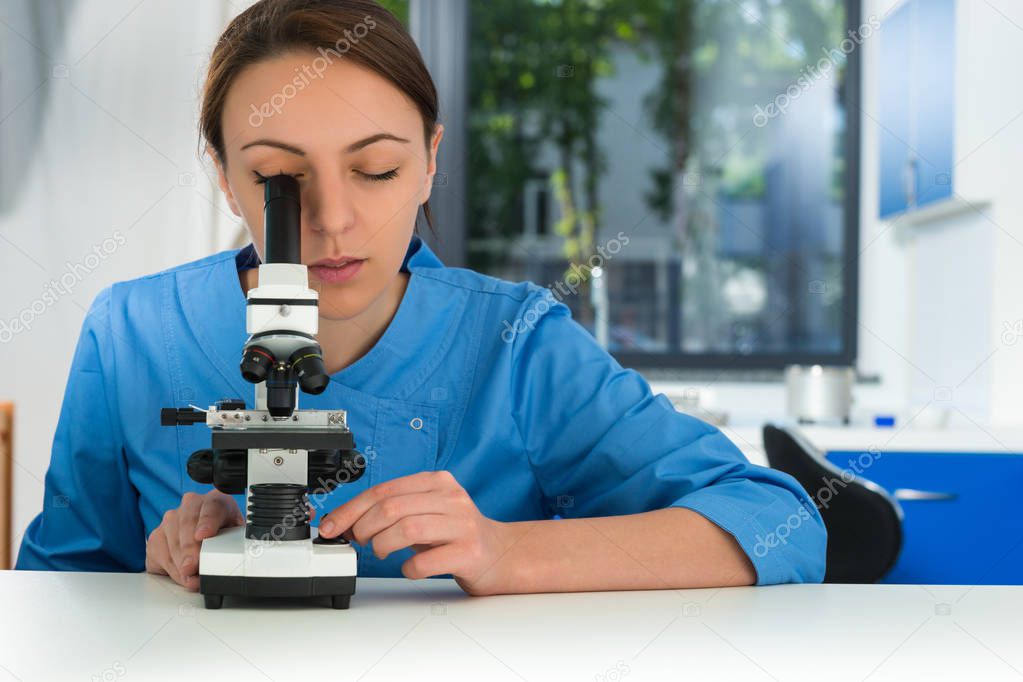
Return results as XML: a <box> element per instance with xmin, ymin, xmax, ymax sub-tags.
<box><xmin>161</xmin><ymin>174</ymin><xmax>365</xmax><ymax>609</ymax></box>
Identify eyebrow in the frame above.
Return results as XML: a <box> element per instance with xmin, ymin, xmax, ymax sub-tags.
<box><xmin>240</xmin><ymin>132</ymin><xmax>411</xmax><ymax>155</ymax></box>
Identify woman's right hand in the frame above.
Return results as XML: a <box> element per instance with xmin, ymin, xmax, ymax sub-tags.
<box><xmin>145</xmin><ymin>490</ymin><xmax>244</xmax><ymax>591</ymax></box>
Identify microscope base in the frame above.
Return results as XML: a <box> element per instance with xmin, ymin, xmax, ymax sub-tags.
<box><xmin>196</xmin><ymin>526</ymin><xmax>358</xmax><ymax>609</ymax></box>
<box><xmin>198</xmin><ymin>574</ymin><xmax>356</xmax><ymax>609</ymax></box>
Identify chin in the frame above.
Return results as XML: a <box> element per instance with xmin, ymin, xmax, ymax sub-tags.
<box><xmin>315</xmin><ymin>291</ymin><xmax>372</xmax><ymax>320</ymax></box>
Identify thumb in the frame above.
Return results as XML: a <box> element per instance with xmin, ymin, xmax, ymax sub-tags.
<box><xmin>195</xmin><ymin>495</ymin><xmax>243</xmax><ymax>540</ymax></box>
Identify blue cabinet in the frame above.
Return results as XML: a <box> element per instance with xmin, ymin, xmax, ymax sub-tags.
<box><xmin>878</xmin><ymin>0</ymin><xmax>956</xmax><ymax>218</ymax></box>
<box><xmin>826</xmin><ymin>450</ymin><xmax>1023</xmax><ymax>584</ymax></box>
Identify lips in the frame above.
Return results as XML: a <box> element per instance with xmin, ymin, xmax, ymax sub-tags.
<box><xmin>310</xmin><ymin>256</ymin><xmax>364</xmax><ymax>267</ymax></box>
<box><xmin>309</xmin><ymin>257</ymin><xmax>366</xmax><ymax>284</ymax></box>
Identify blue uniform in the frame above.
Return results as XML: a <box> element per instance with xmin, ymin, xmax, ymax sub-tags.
<box><xmin>16</xmin><ymin>235</ymin><xmax>826</xmax><ymax>584</ymax></box>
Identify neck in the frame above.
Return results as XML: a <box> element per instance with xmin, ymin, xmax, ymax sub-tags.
<box><xmin>239</xmin><ymin>267</ymin><xmax>410</xmax><ymax>375</ymax></box>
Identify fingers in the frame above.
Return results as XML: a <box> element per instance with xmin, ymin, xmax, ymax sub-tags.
<box><xmin>162</xmin><ymin>506</ymin><xmax>201</xmax><ymax>592</ymax></box>
<box><xmin>161</xmin><ymin>508</ymin><xmax>185</xmax><ymax>578</ymax></box>
<box><xmin>176</xmin><ymin>493</ymin><xmax>205</xmax><ymax>577</ymax></box>
<box><xmin>349</xmin><ymin>491</ymin><xmax>454</xmax><ymax>545</ymax></box>
<box><xmin>145</xmin><ymin>527</ymin><xmax>169</xmax><ymax>575</ymax></box>
<box><xmin>146</xmin><ymin>491</ymin><xmax>243</xmax><ymax>593</ymax></box>
<box><xmin>320</xmin><ymin>470</ymin><xmax>458</xmax><ymax>538</ymax></box>
<box><xmin>370</xmin><ymin>514</ymin><xmax>465</xmax><ymax>560</ymax></box>
<box><xmin>146</xmin><ymin>526</ymin><xmax>191</xmax><ymax>589</ymax></box>
<box><xmin>195</xmin><ymin>491</ymin><xmax>243</xmax><ymax>541</ymax></box>
<box><xmin>401</xmin><ymin>543</ymin><xmax>470</xmax><ymax>580</ymax></box>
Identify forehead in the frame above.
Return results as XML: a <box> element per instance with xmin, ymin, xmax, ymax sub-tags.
<box><xmin>221</xmin><ymin>50</ymin><xmax>423</xmax><ymax>154</ymax></box>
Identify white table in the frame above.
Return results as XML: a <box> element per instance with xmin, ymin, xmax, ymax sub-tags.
<box><xmin>1</xmin><ymin>571</ymin><xmax>1022</xmax><ymax>681</ymax></box>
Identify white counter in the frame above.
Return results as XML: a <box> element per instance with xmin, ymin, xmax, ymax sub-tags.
<box><xmin>2</xmin><ymin>570</ymin><xmax>1022</xmax><ymax>681</ymax></box>
<box><xmin>719</xmin><ymin>424</ymin><xmax>1023</xmax><ymax>466</ymax></box>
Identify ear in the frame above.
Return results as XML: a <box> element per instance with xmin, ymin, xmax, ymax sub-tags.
<box><xmin>207</xmin><ymin>143</ymin><xmax>243</xmax><ymax>218</ymax></box>
<box><xmin>420</xmin><ymin>123</ymin><xmax>445</xmax><ymax>204</ymax></box>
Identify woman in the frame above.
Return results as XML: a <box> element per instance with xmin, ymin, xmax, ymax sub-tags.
<box><xmin>16</xmin><ymin>0</ymin><xmax>825</xmax><ymax>595</ymax></box>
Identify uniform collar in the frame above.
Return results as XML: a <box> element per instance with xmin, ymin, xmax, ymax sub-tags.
<box><xmin>178</xmin><ymin>234</ymin><xmax>461</xmax><ymax>403</ymax></box>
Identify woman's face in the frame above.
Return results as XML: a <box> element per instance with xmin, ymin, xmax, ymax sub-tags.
<box><xmin>211</xmin><ymin>50</ymin><xmax>442</xmax><ymax>319</ymax></box>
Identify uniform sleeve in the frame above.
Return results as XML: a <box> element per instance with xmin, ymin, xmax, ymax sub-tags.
<box><xmin>508</xmin><ymin>290</ymin><xmax>826</xmax><ymax>585</ymax></box>
<box><xmin>16</xmin><ymin>286</ymin><xmax>147</xmax><ymax>572</ymax></box>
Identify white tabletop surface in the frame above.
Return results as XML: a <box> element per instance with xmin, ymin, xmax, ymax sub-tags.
<box><xmin>2</xmin><ymin>571</ymin><xmax>1022</xmax><ymax>681</ymax></box>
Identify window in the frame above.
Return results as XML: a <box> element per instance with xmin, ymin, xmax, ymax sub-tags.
<box><xmin>376</xmin><ymin>0</ymin><xmax>409</xmax><ymax>24</ymax></box>
<box><xmin>414</xmin><ymin>0</ymin><xmax>861</xmax><ymax>369</ymax></box>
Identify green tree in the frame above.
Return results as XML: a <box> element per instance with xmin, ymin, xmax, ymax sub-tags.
<box><xmin>468</xmin><ymin>0</ymin><xmax>846</xmax><ymax>331</ymax></box>
<box><xmin>375</xmin><ymin>0</ymin><xmax>409</xmax><ymax>25</ymax></box>
<box><xmin>470</xmin><ymin>0</ymin><xmax>658</xmax><ymax>323</ymax></box>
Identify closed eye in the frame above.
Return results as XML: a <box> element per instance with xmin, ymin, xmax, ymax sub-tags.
<box><xmin>252</xmin><ymin>170</ymin><xmax>303</xmax><ymax>185</ymax></box>
<box><xmin>357</xmin><ymin>168</ymin><xmax>399</xmax><ymax>182</ymax></box>
<box><xmin>251</xmin><ymin>168</ymin><xmax>398</xmax><ymax>185</ymax></box>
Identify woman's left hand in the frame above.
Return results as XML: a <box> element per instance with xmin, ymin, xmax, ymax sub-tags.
<box><xmin>316</xmin><ymin>470</ymin><xmax>517</xmax><ymax>595</ymax></box>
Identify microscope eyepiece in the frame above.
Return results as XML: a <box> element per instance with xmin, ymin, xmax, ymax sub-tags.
<box><xmin>263</xmin><ymin>174</ymin><xmax>301</xmax><ymax>264</ymax></box>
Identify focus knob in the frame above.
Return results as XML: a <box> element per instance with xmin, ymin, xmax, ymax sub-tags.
<box><xmin>187</xmin><ymin>449</ymin><xmax>214</xmax><ymax>484</ymax></box>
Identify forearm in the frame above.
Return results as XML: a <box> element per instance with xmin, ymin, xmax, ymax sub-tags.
<box><xmin>481</xmin><ymin>507</ymin><xmax>757</xmax><ymax>595</ymax></box>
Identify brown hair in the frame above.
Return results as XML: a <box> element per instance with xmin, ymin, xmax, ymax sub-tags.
<box><xmin>199</xmin><ymin>0</ymin><xmax>438</xmax><ymax>232</ymax></box>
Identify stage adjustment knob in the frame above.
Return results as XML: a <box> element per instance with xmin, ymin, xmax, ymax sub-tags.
<box><xmin>187</xmin><ymin>449</ymin><xmax>214</xmax><ymax>484</ymax></box>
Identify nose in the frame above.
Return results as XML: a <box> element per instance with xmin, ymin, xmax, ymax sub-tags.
<box><xmin>305</xmin><ymin>172</ymin><xmax>356</xmax><ymax>236</ymax></box>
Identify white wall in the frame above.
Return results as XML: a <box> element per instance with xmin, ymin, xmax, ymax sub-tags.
<box><xmin>953</xmin><ymin>0</ymin><xmax>1023</xmax><ymax>426</ymax></box>
<box><xmin>0</xmin><ymin>0</ymin><xmax>244</xmax><ymax>561</ymax></box>
<box><xmin>866</xmin><ymin>0</ymin><xmax>1023</xmax><ymax>428</ymax></box>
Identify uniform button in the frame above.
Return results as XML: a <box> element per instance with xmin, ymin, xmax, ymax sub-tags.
<box><xmin>409</xmin><ymin>417</ymin><xmax>423</xmax><ymax>430</ymax></box>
